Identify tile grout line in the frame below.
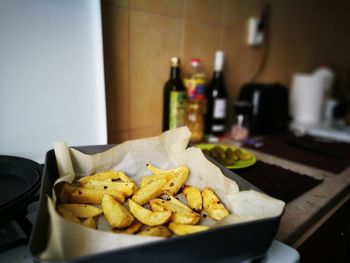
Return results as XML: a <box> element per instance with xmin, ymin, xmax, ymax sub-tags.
<box><xmin>180</xmin><ymin>0</ymin><xmax>186</xmax><ymax>60</ymax></box>
<box><xmin>128</xmin><ymin>4</ymin><xmax>132</xmax><ymax>140</ymax></box>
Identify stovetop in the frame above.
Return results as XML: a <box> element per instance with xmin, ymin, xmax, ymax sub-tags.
<box><xmin>0</xmin><ymin>198</ymin><xmax>38</xmax><ymax>263</ymax></box>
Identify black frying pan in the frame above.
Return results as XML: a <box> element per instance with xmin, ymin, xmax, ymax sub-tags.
<box><xmin>0</xmin><ymin>156</ymin><xmax>42</xmax><ymax>224</ymax></box>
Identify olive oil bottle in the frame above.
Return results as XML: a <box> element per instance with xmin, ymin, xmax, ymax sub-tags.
<box><xmin>162</xmin><ymin>57</ymin><xmax>186</xmax><ymax>131</ymax></box>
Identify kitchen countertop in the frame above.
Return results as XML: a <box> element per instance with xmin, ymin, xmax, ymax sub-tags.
<box><xmin>243</xmin><ymin>147</ymin><xmax>350</xmax><ymax>248</ymax></box>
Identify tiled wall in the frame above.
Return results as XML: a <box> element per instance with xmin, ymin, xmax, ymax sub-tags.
<box><xmin>102</xmin><ymin>0</ymin><xmax>350</xmax><ymax>143</ymax></box>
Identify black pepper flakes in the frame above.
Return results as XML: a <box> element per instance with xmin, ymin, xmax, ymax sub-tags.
<box><xmin>169</xmin><ymin>182</ymin><xmax>174</xmax><ymax>187</ymax></box>
<box><xmin>78</xmin><ymin>191</ymin><xmax>82</xmax><ymax>195</ymax></box>
<box><xmin>202</xmin><ymin>213</ymin><xmax>207</xmax><ymax>218</ymax></box>
<box><xmin>104</xmin><ymin>186</ymin><xmax>108</xmax><ymax>189</ymax></box>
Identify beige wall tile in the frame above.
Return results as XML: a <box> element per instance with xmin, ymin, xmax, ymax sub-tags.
<box><xmin>182</xmin><ymin>21</ymin><xmax>221</xmax><ymax>78</ymax></box>
<box><xmin>108</xmin><ymin>130</ymin><xmax>130</xmax><ymax>144</ymax></box>
<box><xmin>221</xmin><ymin>28</ymin><xmax>261</xmax><ymax>124</ymax></box>
<box><xmin>222</xmin><ymin>0</ymin><xmax>263</xmax><ymax>29</ymax></box>
<box><xmin>102</xmin><ymin>0</ymin><xmax>129</xmax><ymax>8</ymax></box>
<box><xmin>102</xmin><ymin>0</ymin><xmax>350</xmax><ymax>138</ymax></box>
<box><xmin>102</xmin><ymin>7</ymin><xmax>130</xmax><ymax>132</ymax></box>
<box><xmin>130</xmin><ymin>11</ymin><xmax>183</xmax><ymax>130</ymax></box>
<box><xmin>130</xmin><ymin>125</ymin><xmax>161</xmax><ymax>139</ymax></box>
<box><xmin>131</xmin><ymin>0</ymin><xmax>183</xmax><ymax>17</ymax></box>
<box><xmin>184</xmin><ymin>0</ymin><xmax>223</xmax><ymax>26</ymax></box>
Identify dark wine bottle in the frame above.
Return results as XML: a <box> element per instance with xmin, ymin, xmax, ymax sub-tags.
<box><xmin>205</xmin><ymin>51</ymin><xmax>228</xmax><ymax>136</ymax></box>
<box><xmin>162</xmin><ymin>57</ymin><xmax>186</xmax><ymax>131</ymax></box>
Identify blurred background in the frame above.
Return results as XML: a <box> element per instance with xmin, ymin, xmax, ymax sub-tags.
<box><xmin>102</xmin><ymin>0</ymin><xmax>350</xmax><ymax>143</ymax></box>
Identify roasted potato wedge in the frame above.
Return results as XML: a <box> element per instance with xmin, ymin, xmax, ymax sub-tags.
<box><xmin>146</xmin><ymin>164</ymin><xmax>185</xmax><ymax>175</ymax></box>
<box><xmin>150</xmin><ymin>198</ymin><xmax>200</xmax><ymax>225</ymax></box>
<box><xmin>132</xmin><ymin>179</ymin><xmax>166</xmax><ymax>205</ymax></box>
<box><xmin>162</xmin><ymin>167</ymin><xmax>189</xmax><ymax>196</ymax></box>
<box><xmin>140</xmin><ymin>173</ymin><xmax>174</xmax><ymax>188</ymax></box>
<box><xmin>79</xmin><ymin>170</ymin><xmax>124</xmax><ymax>185</ymax></box>
<box><xmin>58</xmin><ymin>183</ymin><xmax>77</xmax><ymax>203</ymax></box>
<box><xmin>168</xmin><ymin>222</ymin><xmax>209</xmax><ymax>235</ymax></box>
<box><xmin>128</xmin><ymin>199</ymin><xmax>171</xmax><ymax>226</ymax></box>
<box><xmin>82</xmin><ymin>217</ymin><xmax>96</xmax><ymax>229</ymax></box>
<box><xmin>102</xmin><ymin>194</ymin><xmax>134</xmax><ymax>228</ymax></box>
<box><xmin>166</xmin><ymin>196</ymin><xmax>193</xmax><ymax>212</ymax></box>
<box><xmin>57</xmin><ymin>205</ymin><xmax>81</xmax><ymax>224</ymax></box>
<box><xmin>183</xmin><ymin>185</ymin><xmax>202</xmax><ymax>212</ymax></box>
<box><xmin>69</xmin><ymin>187</ymin><xmax>125</xmax><ymax>204</ymax></box>
<box><xmin>143</xmin><ymin>165</ymin><xmax>189</xmax><ymax>195</ymax></box>
<box><xmin>57</xmin><ymin>204</ymin><xmax>102</xmax><ymax>218</ymax></box>
<box><xmin>138</xmin><ymin>226</ymin><xmax>172</xmax><ymax>237</ymax></box>
<box><xmin>82</xmin><ymin>180</ymin><xmax>136</xmax><ymax>197</ymax></box>
<box><xmin>114</xmin><ymin>220</ymin><xmax>143</xmax><ymax>235</ymax></box>
<box><xmin>118</xmin><ymin>172</ymin><xmax>138</xmax><ymax>185</ymax></box>
<box><xmin>202</xmin><ymin>187</ymin><xmax>229</xmax><ymax>220</ymax></box>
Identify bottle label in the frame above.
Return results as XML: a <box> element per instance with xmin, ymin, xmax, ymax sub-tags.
<box><xmin>213</xmin><ymin>99</ymin><xmax>227</xmax><ymax>118</ymax></box>
<box><xmin>212</xmin><ymin>125</ymin><xmax>225</xmax><ymax>132</ymax></box>
<box><xmin>169</xmin><ymin>91</ymin><xmax>186</xmax><ymax>129</ymax></box>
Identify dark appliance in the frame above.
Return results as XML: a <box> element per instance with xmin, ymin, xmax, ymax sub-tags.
<box><xmin>238</xmin><ymin>83</ymin><xmax>289</xmax><ymax>135</ymax></box>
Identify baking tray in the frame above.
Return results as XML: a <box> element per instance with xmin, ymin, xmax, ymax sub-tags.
<box><xmin>29</xmin><ymin>145</ymin><xmax>282</xmax><ymax>263</ymax></box>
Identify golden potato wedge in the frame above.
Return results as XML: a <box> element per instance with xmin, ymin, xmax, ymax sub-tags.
<box><xmin>57</xmin><ymin>205</ymin><xmax>81</xmax><ymax>224</ymax></box>
<box><xmin>140</xmin><ymin>173</ymin><xmax>174</xmax><ymax>188</ymax></box>
<box><xmin>128</xmin><ymin>199</ymin><xmax>171</xmax><ymax>226</ymax></box>
<box><xmin>69</xmin><ymin>187</ymin><xmax>125</xmax><ymax>204</ymax></box>
<box><xmin>202</xmin><ymin>187</ymin><xmax>229</xmax><ymax>220</ymax></box>
<box><xmin>138</xmin><ymin>226</ymin><xmax>171</xmax><ymax>237</ymax></box>
<box><xmin>58</xmin><ymin>183</ymin><xmax>77</xmax><ymax>203</ymax></box>
<box><xmin>162</xmin><ymin>167</ymin><xmax>189</xmax><ymax>196</ymax></box>
<box><xmin>82</xmin><ymin>180</ymin><xmax>136</xmax><ymax>197</ymax></box>
<box><xmin>168</xmin><ymin>222</ymin><xmax>209</xmax><ymax>235</ymax></box>
<box><xmin>79</xmin><ymin>170</ymin><xmax>123</xmax><ymax>185</ymax></box>
<box><xmin>132</xmin><ymin>179</ymin><xmax>166</xmax><ymax>205</ymax></box>
<box><xmin>82</xmin><ymin>217</ymin><xmax>96</xmax><ymax>229</ymax></box>
<box><xmin>149</xmin><ymin>198</ymin><xmax>186</xmax><ymax>213</ymax></box>
<box><xmin>102</xmin><ymin>194</ymin><xmax>134</xmax><ymax>228</ymax></box>
<box><xmin>114</xmin><ymin>220</ymin><xmax>143</xmax><ymax>235</ymax></box>
<box><xmin>57</xmin><ymin>204</ymin><xmax>102</xmax><ymax>218</ymax></box>
<box><xmin>144</xmin><ymin>165</ymin><xmax>189</xmax><ymax>195</ymax></box>
<box><xmin>166</xmin><ymin>196</ymin><xmax>192</xmax><ymax>212</ymax></box>
<box><xmin>118</xmin><ymin>172</ymin><xmax>136</xmax><ymax>183</ymax></box>
<box><xmin>150</xmin><ymin>199</ymin><xmax>200</xmax><ymax>225</ymax></box>
<box><xmin>183</xmin><ymin>185</ymin><xmax>202</xmax><ymax>212</ymax></box>
<box><xmin>146</xmin><ymin>164</ymin><xmax>185</xmax><ymax>175</ymax></box>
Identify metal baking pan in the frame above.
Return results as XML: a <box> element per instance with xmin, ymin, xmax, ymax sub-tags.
<box><xmin>29</xmin><ymin>145</ymin><xmax>282</xmax><ymax>263</ymax></box>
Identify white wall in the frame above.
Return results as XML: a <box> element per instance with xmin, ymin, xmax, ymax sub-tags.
<box><xmin>0</xmin><ymin>0</ymin><xmax>107</xmax><ymax>163</ymax></box>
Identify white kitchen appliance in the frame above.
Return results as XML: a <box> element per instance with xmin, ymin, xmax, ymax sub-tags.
<box><xmin>0</xmin><ymin>0</ymin><xmax>107</xmax><ymax>164</ymax></box>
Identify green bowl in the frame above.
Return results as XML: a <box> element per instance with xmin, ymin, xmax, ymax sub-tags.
<box><xmin>196</xmin><ymin>144</ymin><xmax>257</xmax><ymax>169</ymax></box>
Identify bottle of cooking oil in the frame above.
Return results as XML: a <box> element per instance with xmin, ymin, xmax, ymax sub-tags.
<box><xmin>184</xmin><ymin>58</ymin><xmax>206</xmax><ymax>142</ymax></box>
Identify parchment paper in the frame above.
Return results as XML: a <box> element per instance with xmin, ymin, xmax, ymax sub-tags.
<box><xmin>39</xmin><ymin>127</ymin><xmax>285</xmax><ymax>260</ymax></box>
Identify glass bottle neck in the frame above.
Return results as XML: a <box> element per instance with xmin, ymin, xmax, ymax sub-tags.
<box><xmin>170</xmin><ymin>66</ymin><xmax>180</xmax><ymax>80</ymax></box>
<box><xmin>213</xmin><ymin>70</ymin><xmax>223</xmax><ymax>80</ymax></box>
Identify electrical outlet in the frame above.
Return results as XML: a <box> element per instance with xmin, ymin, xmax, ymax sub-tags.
<box><xmin>247</xmin><ymin>17</ymin><xmax>264</xmax><ymax>47</ymax></box>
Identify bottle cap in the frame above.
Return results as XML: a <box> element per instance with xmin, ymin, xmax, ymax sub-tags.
<box><xmin>214</xmin><ymin>50</ymin><xmax>224</xmax><ymax>71</ymax></box>
<box><xmin>190</xmin><ymin>58</ymin><xmax>201</xmax><ymax>68</ymax></box>
<box><xmin>171</xmin><ymin>57</ymin><xmax>179</xmax><ymax>66</ymax></box>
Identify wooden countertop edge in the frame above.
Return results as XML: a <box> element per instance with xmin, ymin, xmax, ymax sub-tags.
<box><xmin>290</xmin><ymin>193</ymin><xmax>350</xmax><ymax>248</ymax></box>
<box><xmin>248</xmin><ymin>150</ymin><xmax>350</xmax><ymax>248</ymax></box>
